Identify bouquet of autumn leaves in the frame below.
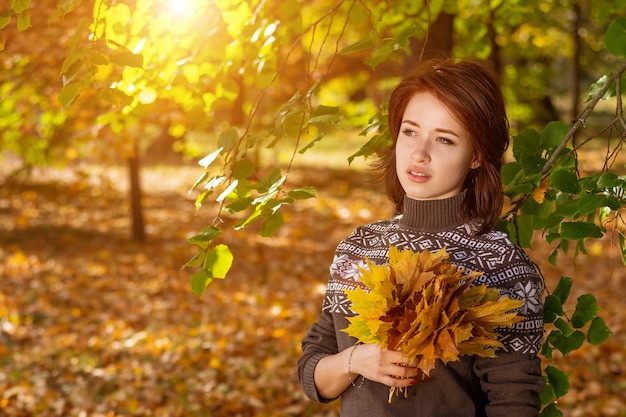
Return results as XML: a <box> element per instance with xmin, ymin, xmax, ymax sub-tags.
<box><xmin>342</xmin><ymin>246</ymin><xmax>524</xmax><ymax>402</ymax></box>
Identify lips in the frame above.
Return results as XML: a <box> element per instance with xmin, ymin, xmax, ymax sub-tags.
<box><xmin>407</xmin><ymin>167</ymin><xmax>430</xmax><ymax>182</ymax></box>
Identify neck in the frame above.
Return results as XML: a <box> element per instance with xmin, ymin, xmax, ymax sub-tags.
<box><xmin>398</xmin><ymin>192</ymin><xmax>466</xmax><ymax>231</ymax></box>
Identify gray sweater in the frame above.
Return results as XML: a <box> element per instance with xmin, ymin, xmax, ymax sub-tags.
<box><xmin>298</xmin><ymin>193</ymin><xmax>544</xmax><ymax>417</ymax></box>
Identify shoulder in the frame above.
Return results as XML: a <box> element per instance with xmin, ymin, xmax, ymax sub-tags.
<box><xmin>450</xmin><ymin>227</ymin><xmax>538</xmax><ymax>282</ymax></box>
<box><xmin>468</xmin><ymin>229</ymin><xmax>541</xmax><ymax>291</ymax></box>
<box><xmin>329</xmin><ymin>217</ymin><xmax>399</xmax><ymax>281</ymax></box>
<box><xmin>336</xmin><ymin>217</ymin><xmax>400</xmax><ymax>249</ymax></box>
<box><xmin>466</xmin><ymin>227</ymin><xmax>534</xmax><ymax>261</ymax></box>
<box><xmin>351</xmin><ymin>217</ymin><xmax>400</xmax><ymax>235</ymax></box>
<box><xmin>481</xmin><ymin>229</ymin><xmax>536</xmax><ymax>265</ymax></box>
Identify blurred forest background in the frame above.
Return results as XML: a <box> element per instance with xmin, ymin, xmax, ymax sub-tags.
<box><xmin>1</xmin><ymin>0</ymin><xmax>625</xmax><ymax>416</ymax></box>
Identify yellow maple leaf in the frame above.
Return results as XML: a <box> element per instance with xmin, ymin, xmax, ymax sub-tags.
<box><xmin>341</xmin><ymin>246</ymin><xmax>526</xmax><ymax>403</ymax></box>
<box><xmin>531</xmin><ymin>176</ymin><xmax>549</xmax><ymax>203</ymax></box>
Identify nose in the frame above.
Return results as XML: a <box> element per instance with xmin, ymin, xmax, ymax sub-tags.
<box><xmin>410</xmin><ymin>139</ymin><xmax>431</xmax><ymax>163</ymax></box>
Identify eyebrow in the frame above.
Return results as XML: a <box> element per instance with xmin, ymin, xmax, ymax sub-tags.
<box><xmin>401</xmin><ymin>120</ymin><xmax>460</xmax><ymax>137</ymax></box>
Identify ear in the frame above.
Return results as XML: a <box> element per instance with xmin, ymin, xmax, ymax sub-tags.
<box><xmin>470</xmin><ymin>159</ymin><xmax>481</xmax><ymax>169</ymax></box>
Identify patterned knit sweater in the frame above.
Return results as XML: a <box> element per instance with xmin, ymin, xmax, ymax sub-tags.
<box><xmin>298</xmin><ymin>193</ymin><xmax>545</xmax><ymax>417</ymax></box>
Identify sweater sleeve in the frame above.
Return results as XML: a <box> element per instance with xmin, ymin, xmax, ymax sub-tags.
<box><xmin>297</xmin><ymin>308</ymin><xmax>339</xmax><ymax>403</ymax></box>
<box><xmin>473</xmin><ymin>243</ymin><xmax>545</xmax><ymax>417</ymax></box>
<box><xmin>474</xmin><ymin>352</ymin><xmax>543</xmax><ymax>417</ymax></box>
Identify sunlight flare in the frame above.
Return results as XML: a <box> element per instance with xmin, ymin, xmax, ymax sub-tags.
<box><xmin>164</xmin><ymin>0</ymin><xmax>196</xmax><ymax>16</ymax></box>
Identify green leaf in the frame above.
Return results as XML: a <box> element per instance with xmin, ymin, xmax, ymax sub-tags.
<box><xmin>512</xmin><ymin>129</ymin><xmax>546</xmax><ymax>175</ymax></box>
<box><xmin>232</xmin><ymin>158</ymin><xmax>255</xmax><ymax>180</ymax></box>
<box><xmin>604</xmin><ymin>17</ymin><xmax>626</xmax><ymax>57</ymax></box>
<box><xmin>539</xmin><ymin>379</ymin><xmax>556</xmax><ymax>405</ymax></box>
<box><xmin>512</xmin><ymin>128</ymin><xmax>541</xmax><ymax>160</ymax></box>
<box><xmin>543</xmin><ymin>294</ymin><xmax>564</xmax><ymax>323</ymax></box>
<box><xmin>554</xmin><ymin>195</ymin><xmax>579</xmax><ymax>218</ymax></box>
<box><xmin>205</xmin><ymin>244</ymin><xmax>233</xmax><ymax>279</ymax></box>
<box><xmin>545</xmin><ymin>366</ymin><xmax>570</xmax><ymax>398</ymax></box>
<box><xmin>11</xmin><ymin>0</ymin><xmax>30</xmax><ymax>14</ymax></box>
<box><xmin>17</xmin><ymin>10</ymin><xmax>31</xmax><ymax>30</ymax></box>
<box><xmin>522</xmin><ymin>196</ymin><xmax>554</xmax><ymax>219</ymax></box>
<box><xmin>216</xmin><ymin>179</ymin><xmax>239</xmax><ymax>203</ymax></box>
<box><xmin>188</xmin><ymin>226</ymin><xmax>221</xmax><ymax>249</ymax></box>
<box><xmin>348</xmin><ymin>131</ymin><xmax>391</xmax><ymax>164</ymax></box>
<box><xmin>552</xmin><ymin>277</ymin><xmax>572</xmax><ymax>305</ymax></box>
<box><xmin>182</xmin><ymin>251</ymin><xmax>205</xmax><ymax>269</ymax></box>
<box><xmin>548</xmin><ymin>248</ymin><xmax>559</xmax><ymax>265</ymax></box>
<box><xmin>508</xmin><ymin>214</ymin><xmax>534</xmax><ymax>248</ymax></box>
<box><xmin>198</xmin><ymin>148</ymin><xmax>224</xmax><ymax>169</ymax></box>
<box><xmin>109</xmin><ymin>51</ymin><xmax>143</xmax><ymax>68</ymax></box>
<box><xmin>308</xmin><ymin>105</ymin><xmax>341</xmax><ymax>124</ymax></box>
<box><xmin>58</xmin><ymin>82</ymin><xmax>81</xmax><ymax>108</ymax></box>
<box><xmin>587</xmin><ymin>317</ymin><xmax>613</xmax><ymax>345</ymax></box>
<box><xmin>541</xmin><ymin>339</ymin><xmax>555</xmax><ymax>359</ymax></box>
<box><xmin>99</xmin><ymin>88</ymin><xmax>133</xmax><ymax>107</ymax></box>
<box><xmin>260</xmin><ymin>211</ymin><xmax>284</xmax><ymax>237</ymax></box>
<box><xmin>554</xmin><ymin>318</ymin><xmax>575</xmax><ymax>337</ymax></box>
<box><xmin>225</xmin><ymin>196</ymin><xmax>252</xmax><ymax>213</ymax></box>
<box><xmin>551</xmin><ymin>330</ymin><xmax>585</xmax><ymax>355</ymax></box>
<box><xmin>539</xmin><ymin>402</ymin><xmax>563</xmax><ymax>417</ymax></box>
<box><xmin>560</xmin><ymin>222</ymin><xmax>603</xmax><ymax>240</ymax></box>
<box><xmin>341</xmin><ymin>38</ymin><xmax>374</xmax><ymax>54</ymax></box>
<box><xmin>194</xmin><ymin>189</ymin><xmax>209</xmax><ymax>210</ymax></box>
<box><xmin>52</xmin><ymin>0</ymin><xmax>82</xmax><ymax>19</ymax></box>
<box><xmin>257</xmin><ymin>168</ymin><xmax>284</xmax><ymax>193</ymax></box>
<box><xmin>218</xmin><ymin>128</ymin><xmax>239</xmax><ymax>153</ymax></box>
<box><xmin>189</xmin><ymin>171</ymin><xmax>209</xmax><ymax>193</ymax></box>
<box><xmin>577</xmin><ymin>194</ymin><xmax>609</xmax><ymax>216</ymax></box>
<box><xmin>288</xmin><ymin>186</ymin><xmax>316</xmax><ymax>200</ymax></box>
<box><xmin>190</xmin><ymin>269</ymin><xmax>213</xmax><ymax>296</ymax></box>
<box><xmin>520</xmin><ymin>154</ymin><xmax>546</xmax><ymax>176</ymax></box>
<box><xmin>595</xmin><ymin>172</ymin><xmax>622</xmax><ymax>188</ymax></box>
<box><xmin>501</xmin><ymin>161</ymin><xmax>523</xmax><ymax>187</ymax></box>
<box><xmin>587</xmin><ymin>74</ymin><xmax>615</xmax><ymax>100</ymax></box>
<box><xmin>0</xmin><ymin>12</ymin><xmax>11</xmax><ymax>30</ymax></box>
<box><xmin>235</xmin><ymin>204</ymin><xmax>265</xmax><ymax>230</ymax></box>
<box><xmin>194</xmin><ymin>188</ymin><xmax>215</xmax><ymax>210</ymax></box>
<box><xmin>571</xmin><ymin>294</ymin><xmax>600</xmax><ymax>328</ymax></box>
<box><xmin>541</xmin><ymin>121</ymin><xmax>568</xmax><ymax>150</ymax></box>
<box><xmin>298</xmin><ymin>132</ymin><xmax>325</xmax><ymax>154</ymax></box>
<box><xmin>548</xmin><ymin>169</ymin><xmax>580</xmax><ymax>194</ymax></box>
<box><xmin>61</xmin><ymin>52</ymin><xmax>83</xmax><ymax>80</ymax></box>
<box><xmin>204</xmin><ymin>175</ymin><xmax>226</xmax><ymax>191</ymax></box>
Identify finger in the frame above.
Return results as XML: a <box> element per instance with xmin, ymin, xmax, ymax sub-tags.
<box><xmin>384</xmin><ymin>374</ymin><xmax>420</xmax><ymax>388</ymax></box>
<box><xmin>391</xmin><ymin>364</ymin><xmax>422</xmax><ymax>379</ymax></box>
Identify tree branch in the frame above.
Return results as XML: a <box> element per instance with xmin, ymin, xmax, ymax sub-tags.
<box><xmin>541</xmin><ymin>60</ymin><xmax>626</xmax><ymax>175</ymax></box>
<box><xmin>615</xmin><ymin>72</ymin><xmax>626</xmax><ymax>133</ymax></box>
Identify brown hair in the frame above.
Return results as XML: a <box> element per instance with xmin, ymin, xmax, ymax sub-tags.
<box><xmin>377</xmin><ymin>57</ymin><xmax>509</xmax><ymax>234</ymax></box>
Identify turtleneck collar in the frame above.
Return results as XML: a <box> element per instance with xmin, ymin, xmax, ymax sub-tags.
<box><xmin>398</xmin><ymin>191</ymin><xmax>467</xmax><ymax>232</ymax></box>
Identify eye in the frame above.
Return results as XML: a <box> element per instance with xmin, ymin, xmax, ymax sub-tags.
<box><xmin>402</xmin><ymin>128</ymin><xmax>417</xmax><ymax>137</ymax></box>
<box><xmin>436</xmin><ymin>136</ymin><xmax>454</xmax><ymax>145</ymax></box>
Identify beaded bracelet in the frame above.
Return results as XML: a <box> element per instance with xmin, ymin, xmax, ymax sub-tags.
<box><xmin>347</xmin><ymin>345</ymin><xmax>365</xmax><ymax>388</ymax></box>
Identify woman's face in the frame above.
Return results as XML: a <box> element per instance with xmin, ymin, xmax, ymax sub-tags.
<box><xmin>395</xmin><ymin>92</ymin><xmax>479</xmax><ymax>201</ymax></box>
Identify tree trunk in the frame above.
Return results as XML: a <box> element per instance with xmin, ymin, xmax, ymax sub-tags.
<box><xmin>487</xmin><ymin>8</ymin><xmax>503</xmax><ymax>81</ymax></box>
<box><xmin>405</xmin><ymin>12</ymin><xmax>455</xmax><ymax>74</ymax></box>
<box><xmin>571</xmin><ymin>1</ymin><xmax>583</xmax><ymax>121</ymax></box>
<box><xmin>129</xmin><ymin>143</ymin><xmax>145</xmax><ymax>243</ymax></box>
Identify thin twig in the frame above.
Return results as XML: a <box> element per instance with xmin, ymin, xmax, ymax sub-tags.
<box><xmin>541</xmin><ymin>61</ymin><xmax>626</xmax><ymax>175</ymax></box>
<box><xmin>615</xmin><ymin>73</ymin><xmax>626</xmax><ymax>132</ymax></box>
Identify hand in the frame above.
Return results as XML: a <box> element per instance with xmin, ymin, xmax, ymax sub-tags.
<box><xmin>349</xmin><ymin>344</ymin><xmax>421</xmax><ymax>388</ymax></box>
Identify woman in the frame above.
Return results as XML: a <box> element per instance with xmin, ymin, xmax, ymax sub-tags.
<box><xmin>297</xmin><ymin>58</ymin><xmax>544</xmax><ymax>417</ymax></box>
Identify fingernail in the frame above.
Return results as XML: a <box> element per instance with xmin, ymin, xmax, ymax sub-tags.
<box><xmin>410</xmin><ymin>379</ymin><xmax>418</xmax><ymax>385</ymax></box>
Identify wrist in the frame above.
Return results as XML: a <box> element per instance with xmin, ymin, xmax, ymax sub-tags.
<box><xmin>347</xmin><ymin>344</ymin><xmax>365</xmax><ymax>388</ymax></box>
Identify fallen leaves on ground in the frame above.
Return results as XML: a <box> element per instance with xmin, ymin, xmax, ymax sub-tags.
<box><xmin>0</xmin><ymin>163</ymin><xmax>624</xmax><ymax>416</ymax></box>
